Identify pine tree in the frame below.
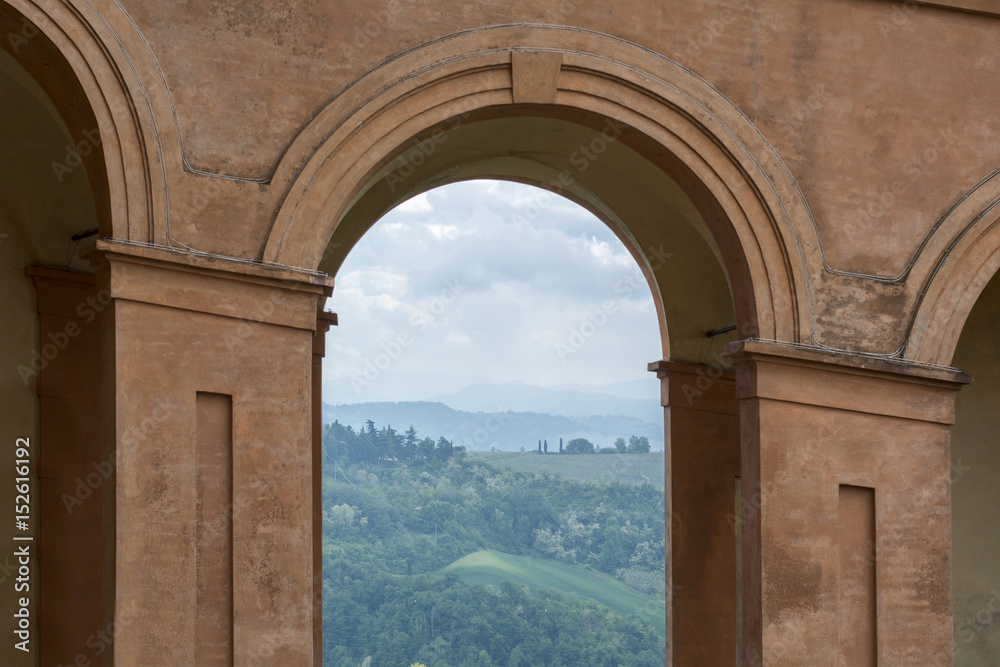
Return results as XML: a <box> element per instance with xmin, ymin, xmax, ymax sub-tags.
<box><xmin>404</xmin><ymin>425</ymin><xmax>419</xmax><ymax>461</ymax></box>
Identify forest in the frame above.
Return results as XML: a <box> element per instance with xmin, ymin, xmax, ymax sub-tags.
<box><xmin>322</xmin><ymin>421</ymin><xmax>667</xmax><ymax>666</ymax></box>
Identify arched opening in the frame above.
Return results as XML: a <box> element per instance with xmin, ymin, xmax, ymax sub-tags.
<box><xmin>322</xmin><ymin>179</ymin><xmax>669</xmax><ymax>665</ymax></box>
<box><xmin>263</xmin><ymin>30</ymin><xmax>814</xmax><ymax>663</ymax></box>
<box><xmin>319</xmin><ymin>110</ymin><xmax>742</xmax><ymax>362</ymax></box>
<box><xmin>951</xmin><ymin>269</ymin><xmax>1000</xmax><ymax>663</ymax></box>
<box><xmin>0</xmin><ymin>8</ymin><xmax>110</xmax><ymax>665</ymax></box>
<box><xmin>313</xmin><ymin>103</ymin><xmax>749</xmax><ymax>663</ymax></box>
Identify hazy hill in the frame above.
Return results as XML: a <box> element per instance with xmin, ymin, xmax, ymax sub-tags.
<box><xmin>322</xmin><ymin>400</ymin><xmax>664</xmax><ymax>452</ymax></box>
<box><xmin>428</xmin><ymin>380</ymin><xmax>661</xmax><ymax>423</ymax></box>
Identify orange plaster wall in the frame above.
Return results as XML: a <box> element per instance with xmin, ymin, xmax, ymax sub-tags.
<box><xmin>113</xmin><ymin>0</ymin><xmax>1000</xmax><ymax>282</ymax></box>
<box><xmin>104</xmin><ymin>255</ymin><xmax>322</xmax><ymax>663</ymax></box>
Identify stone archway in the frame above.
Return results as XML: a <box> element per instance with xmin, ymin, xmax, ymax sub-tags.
<box><xmin>263</xmin><ymin>25</ymin><xmax>818</xmax><ymax>664</ymax></box>
<box><xmin>262</xmin><ymin>25</ymin><xmax>816</xmax><ymax>346</ymax></box>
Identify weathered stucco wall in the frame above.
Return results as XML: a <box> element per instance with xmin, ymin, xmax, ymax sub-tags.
<box><xmin>116</xmin><ymin>0</ymin><xmax>1000</xmax><ymax>278</ymax></box>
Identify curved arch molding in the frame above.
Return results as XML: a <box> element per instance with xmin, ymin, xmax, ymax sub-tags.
<box><xmin>2</xmin><ymin>0</ymin><xmax>169</xmax><ymax>243</ymax></box>
<box><xmin>18</xmin><ymin>10</ymin><xmax>999</xmax><ymax>364</ymax></box>
<box><xmin>263</xmin><ymin>24</ymin><xmax>820</xmax><ymax>346</ymax></box>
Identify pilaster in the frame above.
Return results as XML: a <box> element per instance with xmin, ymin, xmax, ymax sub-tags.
<box><xmin>731</xmin><ymin>341</ymin><xmax>970</xmax><ymax>667</ymax></box>
<box><xmin>93</xmin><ymin>240</ymin><xmax>332</xmax><ymax>665</ymax></box>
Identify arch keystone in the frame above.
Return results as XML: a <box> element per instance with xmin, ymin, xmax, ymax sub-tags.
<box><xmin>511</xmin><ymin>50</ymin><xmax>563</xmax><ymax>104</ymax></box>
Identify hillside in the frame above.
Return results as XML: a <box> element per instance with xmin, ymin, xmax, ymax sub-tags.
<box><xmin>469</xmin><ymin>450</ymin><xmax>665</xmax><ymax>489</ymax></box>
<box><xmin>321</xmin><ymin>454</ymin><xmax>667</xmax><ymax>665</ymax></box>
<box><xmin>439</xmin><ymin>549</ymin><xmax>666</xmax><ymax>637</ymax></box>
<box><xmin>322</xmin><ymin>400</ymin><xmax>664</xmax><ymax>452</ymax></box>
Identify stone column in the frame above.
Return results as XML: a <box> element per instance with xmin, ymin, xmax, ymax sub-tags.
<box><xmin>312</xmin><ymin>310</ymin><xmax>337</xmax><ymax>667</ymax></box>
<box><xmin>650</xmin><ymin>360</ymin><xmax>741</xmax><ymax>665</ymax></box>
<box><xmin>94</xmin><ymin>240</ymin><xmax>332</xmax><ymax>665</ymax></box>
<box><xmin>731</xmin><ymin>341</ymin><xmax>969</xmax><ymax>667</ymax></box>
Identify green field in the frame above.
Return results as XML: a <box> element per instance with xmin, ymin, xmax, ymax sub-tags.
<box><xmin>439</xmin><ymin>549</ymin><xmax>666</xmax><ymax>637</ymax></box>
<box><xmin>468</xmin><ymin>451</ymin><xmax>665</xmax><ymax>489</ymax></box>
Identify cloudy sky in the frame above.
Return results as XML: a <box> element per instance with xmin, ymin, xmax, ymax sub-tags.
<box><xmin>321</xmin><ymin>180</ymin><xmax>662</xmax><ymax>405</ymax></box>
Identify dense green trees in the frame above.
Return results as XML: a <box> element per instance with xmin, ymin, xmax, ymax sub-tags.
<box><xmin>564</xmin><ymin>438</ymin><xmax>596</xmax><ymax>454</ymax></box>
<box><xmin>321</xmin><ymin>437</ymin><xmax>666</xmax><ymax>666</ymax></box>
<box><xmin>324</xmin><ymin>567</ymin><xmax>662</xmax><ymax>666</ymax></box>
<box><xmin>627</xmin><ymin>435</ymin><xmax>651</xmax><ymax>454</ymax></box>
<box><xmin>531</xmin><ymin>434</ymin><xmax>653</xmax><ymax>455</ymax></box>
<box><xmin>324</xmin><ymin>420</ymin><xmax>463</xmax><ymax>464</ymax></box>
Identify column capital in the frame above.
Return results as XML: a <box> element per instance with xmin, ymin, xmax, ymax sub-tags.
<box><xmin>648</xmin><ymin>359</ymin><xmax>736</xmax><ymax>415</ymax></box>
<box><xmin>313</xmin><ymin>310</ymin><xmax>338</xmax><ymax>358</ymax></box>
<box><xmin>727</xmin><ymin>340</ymin><xmax>970</xmax><ymax>424</ymax></box>
<box><xmin>88</xmin><ymin>239</ymin><xmax>333</xmax><ymax>331</ymax></box>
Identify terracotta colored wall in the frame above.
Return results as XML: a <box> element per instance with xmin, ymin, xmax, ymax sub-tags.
<box><xmin>100</xmin><ymin>243</ymin><xmax>329</xmax><ymax>664</ymax></box>
<box><xmin>735</xmin><ymin>342</ymin><xmax>966</xmax><ymax>666</ymax></box>
<box><xmin>113</xmin><ymin>0</ymin><xmax>1000</xmax><ymax>296</ymax></box>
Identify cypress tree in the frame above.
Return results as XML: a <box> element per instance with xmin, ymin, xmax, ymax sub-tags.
<box><xmin>544</xmin><ymin>439</ymin><xmax>548</xmax><ymax>454</ymax></box>
<box><xmin>559</xmin><ymin>437</ymin><xmax>563</xmax><ymax>454</ymax></box>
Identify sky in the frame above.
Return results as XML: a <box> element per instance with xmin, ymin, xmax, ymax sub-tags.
<box><xmin>321</xmin><ymin>180</ymin><xmax>662</xmax><ymax>405</ymax></box>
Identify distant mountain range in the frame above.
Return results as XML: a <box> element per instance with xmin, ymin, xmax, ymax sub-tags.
<box><xmin>321</xmin><ymin>378</ymin><xmax>664</xmax><ymax>452</ymax></box>
<box><xmin>322</xmin><ymin>401</ymin><xmax>664</xmax><ymax>452</ymax></box>
<box><xmin>427</xmin><ymin>380</ymin><xmax>661</xmax><ymax>424</ymax></box>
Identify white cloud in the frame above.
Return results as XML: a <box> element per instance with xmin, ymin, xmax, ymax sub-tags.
<box><xmin>395</xmin><ymin>192</ymin><xmax>434</xmax><ymax>213</ymax></box>
<box><xmin>445</xmin><ymin>330</ymin><xmax>472</xmax><ymax>345</ymax></box>
<box><xmin>324</xmin><ymin>180</ymin><xmax>661</xmax><ymax>399</ymax></box>
<box><xmin>425</xmin><ymin>223</ymin><xmax>462</xmax><ymax>241</ymax></box>
<box><xmin>588</xmin><ymin>236</ymin><xmax>634</xmax><ymax>267</ymax></box>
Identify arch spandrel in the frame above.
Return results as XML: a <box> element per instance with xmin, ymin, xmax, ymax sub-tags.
<box><xmin>264</xmin><ymin>24</ymin><xmax>818</xmax><ymax>349</ymax></box>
